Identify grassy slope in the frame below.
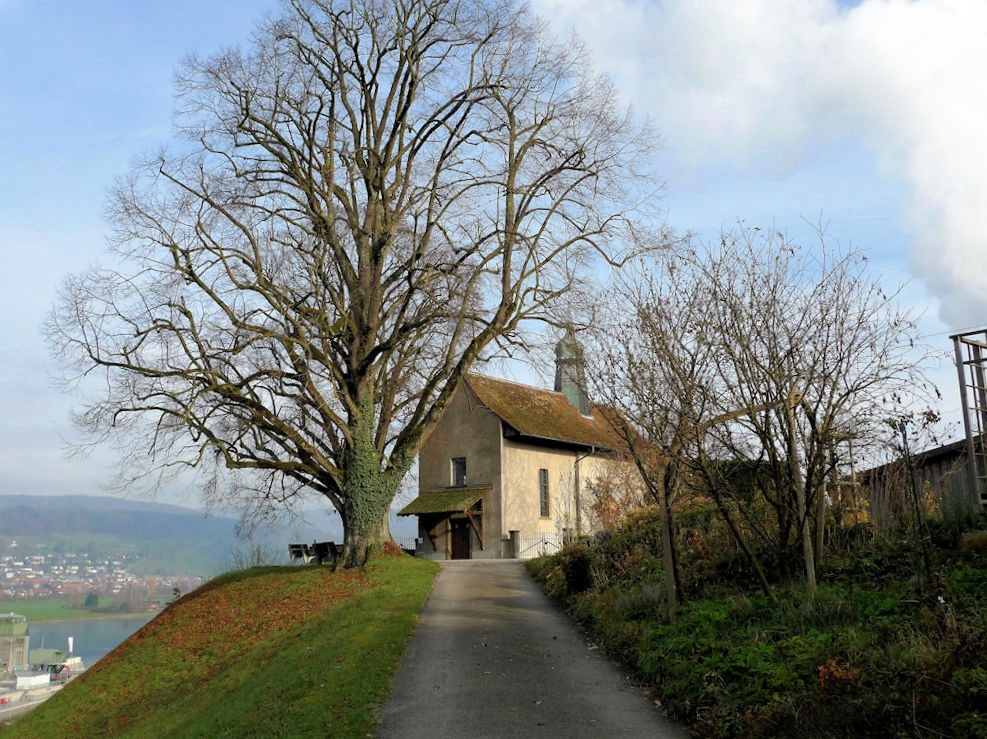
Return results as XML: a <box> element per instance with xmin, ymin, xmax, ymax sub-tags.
<box><xmin>2</xmin><ymin>555</ymin><xmax>438</xmax><ymax>738</ymax></box>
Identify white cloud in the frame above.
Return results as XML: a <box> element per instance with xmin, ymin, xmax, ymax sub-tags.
<box><xmin>532</xmin><ymin>0</ymin><xmax>987</xmax><ymax>328</ymax></box>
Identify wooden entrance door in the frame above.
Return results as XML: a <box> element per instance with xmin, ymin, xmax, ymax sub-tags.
<box><xmin>450</xmin><ymin>518</ymin><xmax>471</xmax><ymax>559</ymax></box>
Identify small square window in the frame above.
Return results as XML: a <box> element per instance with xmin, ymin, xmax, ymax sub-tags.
<box><xmin>451</xmin><ymin>457</ymin><xmax>467</xmax><ymax>487</ymax></box>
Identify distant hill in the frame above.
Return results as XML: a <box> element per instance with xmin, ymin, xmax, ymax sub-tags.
<box><xmin>0</xmin><ymin>494</ymin><xmax>196</xmax><ymax>516</ymax></box>
<box><xmin>0</xmin><ymin>495</ymin><xmax>244</xmax><ymax>576</ymax></box>
<box><xmin>0</xmin><ymin>494</ymin><xmax>418</xmax><ymax>576</ymax></box>
<box><xmin>0</xmin><ymin>495</ymin><xmax>239</xmax><ymax>540</ymax></box>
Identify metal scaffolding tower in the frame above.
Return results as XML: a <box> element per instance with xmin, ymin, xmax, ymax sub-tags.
<box><xmin>952</xmin><ymin>328</ymin><xmax>987</xmax><ymax>508</ymax></box>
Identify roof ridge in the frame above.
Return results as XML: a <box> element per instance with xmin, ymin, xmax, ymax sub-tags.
<box><xmin>466</xmin><ymin>372</ymin><xmax>562</xmax><ymax>395</ymax></box>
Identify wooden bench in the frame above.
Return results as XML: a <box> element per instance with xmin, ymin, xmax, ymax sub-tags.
<box><xmin>311</xmin><ymin>541</ymin><xmax>340</xmax><ymax>565</ymax></box>
<box><xmin>288</xmin><ymin>543</ymin><xmax>310</xmax><ymax>564</ymax></box>
<box><xmin>288</xmin><ymin>541</ymin><xmax>339</xmax><ymax>565</ymax></box>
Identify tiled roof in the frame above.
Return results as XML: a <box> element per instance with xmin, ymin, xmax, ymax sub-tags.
<box><xmin>397</xmin><ymin>487</ymin><xmax>490</xmax><ymax>516</ymax></box>
<box><xmin>464</xmin><ymin>374</ymin><xmax>626</xmax><ymax>451</ymax></box>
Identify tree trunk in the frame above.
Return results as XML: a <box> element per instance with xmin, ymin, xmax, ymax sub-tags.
<box><xmin>654</xmin><ymin>466</ymin><xmax>679</xmax><ymax>620</ymax></box>
<box><xmin>707</xmin><ymin>487</ymin><xmax>773</xmax><ymax>597</ymax></box>
<box><xmin>787</xmin><ymin>389</ymin><xmax>816</xmax><ymax>591</ymax></box>
<box><xmin>692</xmin><ymin>448</ymin><xmax>773</xmax><ymax>596</ymax></box>
<box><xmin>342</xmin><ymin>499</ymin><xmax>392</xmax><ymax>569</ymax></box>
<box><xmin>339</xmin><ymin>407</ymin><xmax>403</xmax><ymax>568</ymax></box>
<box><xmin>663</xmin><ymin>462</ymin><xmax>684</xmax><ymax>601</ymax></box>
<box><xmin>813</xmin><ymin>480</ymin><xmax>827</xmax><ymax>573</ymax></box>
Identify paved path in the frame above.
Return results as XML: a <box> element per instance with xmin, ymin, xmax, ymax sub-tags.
<box><xmin>377</xmin><ymin>560</ymin><xmax>686</xmax><ymax>739</ymax></box>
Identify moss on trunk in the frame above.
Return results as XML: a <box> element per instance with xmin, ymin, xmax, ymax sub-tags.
<box><xmin>338</xmin><ymin>403</ymin><xmax>410</xmax><ymax>568</ymax></box>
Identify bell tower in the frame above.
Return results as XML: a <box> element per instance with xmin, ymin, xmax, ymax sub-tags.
<box><xmin>554</xmin><ymin>330</ymin><xmax>591</xmax><ymax>416</ymax></box>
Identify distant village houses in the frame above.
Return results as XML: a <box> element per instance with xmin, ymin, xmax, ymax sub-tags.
<box><xmin>0</xmin><ymin>546</ymin><xmax>198</xmax><ymax>606</ymax></box>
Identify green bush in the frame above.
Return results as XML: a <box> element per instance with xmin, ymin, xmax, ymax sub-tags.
<box><xmin>588</xmin><ymin>507</ymin><xmax>665</xmax><ymax>589</ymax></box>
<box><xmin>960</xmin><ymin>530</ymin><xmax>987</xmax><ymax>557</ymax></box>
<box><xmin>559</xmin><ymin>542</ymin><xmax>593</xmax><ymax>594</ymax></box>
<box><xmin>527</xmin><ymin>508</ymin><xmax>987</xmax><ymax>737</ymax></box>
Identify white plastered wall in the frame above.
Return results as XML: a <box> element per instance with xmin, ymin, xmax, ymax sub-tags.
<box><xmin>501</xmin><ymin>441</ymin><xmax>615</xmax><ymax>538</ymax></box>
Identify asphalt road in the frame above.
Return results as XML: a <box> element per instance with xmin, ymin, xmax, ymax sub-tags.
<box><xmin>377</xmin><ymin>560</ymin><xmax>687</xmax><ymax>739</ymax></box>
<box><xmin>0</xmin><ymin>683</ymin><xmax>63</xmax><ymax>723</ymax></box>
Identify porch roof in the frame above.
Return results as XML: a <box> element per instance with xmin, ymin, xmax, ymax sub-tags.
<box><xmin>397</xmin><ymin>487</ymin><xmax>489</xmax><ymax>516</ymax></box>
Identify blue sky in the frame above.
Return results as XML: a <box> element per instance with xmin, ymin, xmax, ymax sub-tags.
<box><xmin>1</xmin><ymin>0</ymin><xmax>983</xmax><ymax>502</ymax></box>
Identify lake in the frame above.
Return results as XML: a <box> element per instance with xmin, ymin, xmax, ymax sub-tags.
<box><xmin>28</xmin><ymin>614</ymin><xmax>155</xmax><ymax>669</ymax></box>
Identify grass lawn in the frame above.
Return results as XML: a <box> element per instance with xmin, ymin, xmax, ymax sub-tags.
<box><xmin>0</xmin><ymin>600</ymin><xmax>106</xmax><ymax>623</ymax></box>
<box><xmin>1</xmin><ymin>555</ymin><xmax>438</xmax><ymax>737</ymax></box>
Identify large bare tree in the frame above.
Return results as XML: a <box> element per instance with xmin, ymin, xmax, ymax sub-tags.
<box><xmin>47</xmin><ymin>0</ymin><xmax>657</xmax><ymax>567</ymax></box>
<box><xmin>590</xmin><ymin>248</ymin><xmax>778</xmax><ymax>615</ymax></box>
<box><xmin>590</xmin><ymin>228</ymin><xmax>928</xmax><ymax>595</ymax></box>
<box><xmin>700</xmin><ymin>229</ymin><xmax>928</xmax><ymax>586</ymax></box>
<box><xmin>589</xmin><ymin>252</ymin><xmax>721</xmax><ymax>617</ymax></box>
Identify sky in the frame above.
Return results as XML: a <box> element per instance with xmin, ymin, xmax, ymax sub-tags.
<box><xmin>1</xmin><ymin>0</ymin><xmax>984</xmax><ymax>505</ymax></box>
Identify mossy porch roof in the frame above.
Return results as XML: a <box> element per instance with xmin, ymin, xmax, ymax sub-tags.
<box><xmin>464</xmin><ymin>374</ymin><xmax>626</xmax><ymax>451</ymax></box>
<box><xmin>397</xmin><ymin>487</ymin><xmax>489</xmax><ymax>516</ymax></box>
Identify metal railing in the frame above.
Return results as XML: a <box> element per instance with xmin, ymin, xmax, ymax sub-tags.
<box><xmin>514</xmin><ymin>533</ymin><xmax>565</xmax><ymax>559</ymax></box>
